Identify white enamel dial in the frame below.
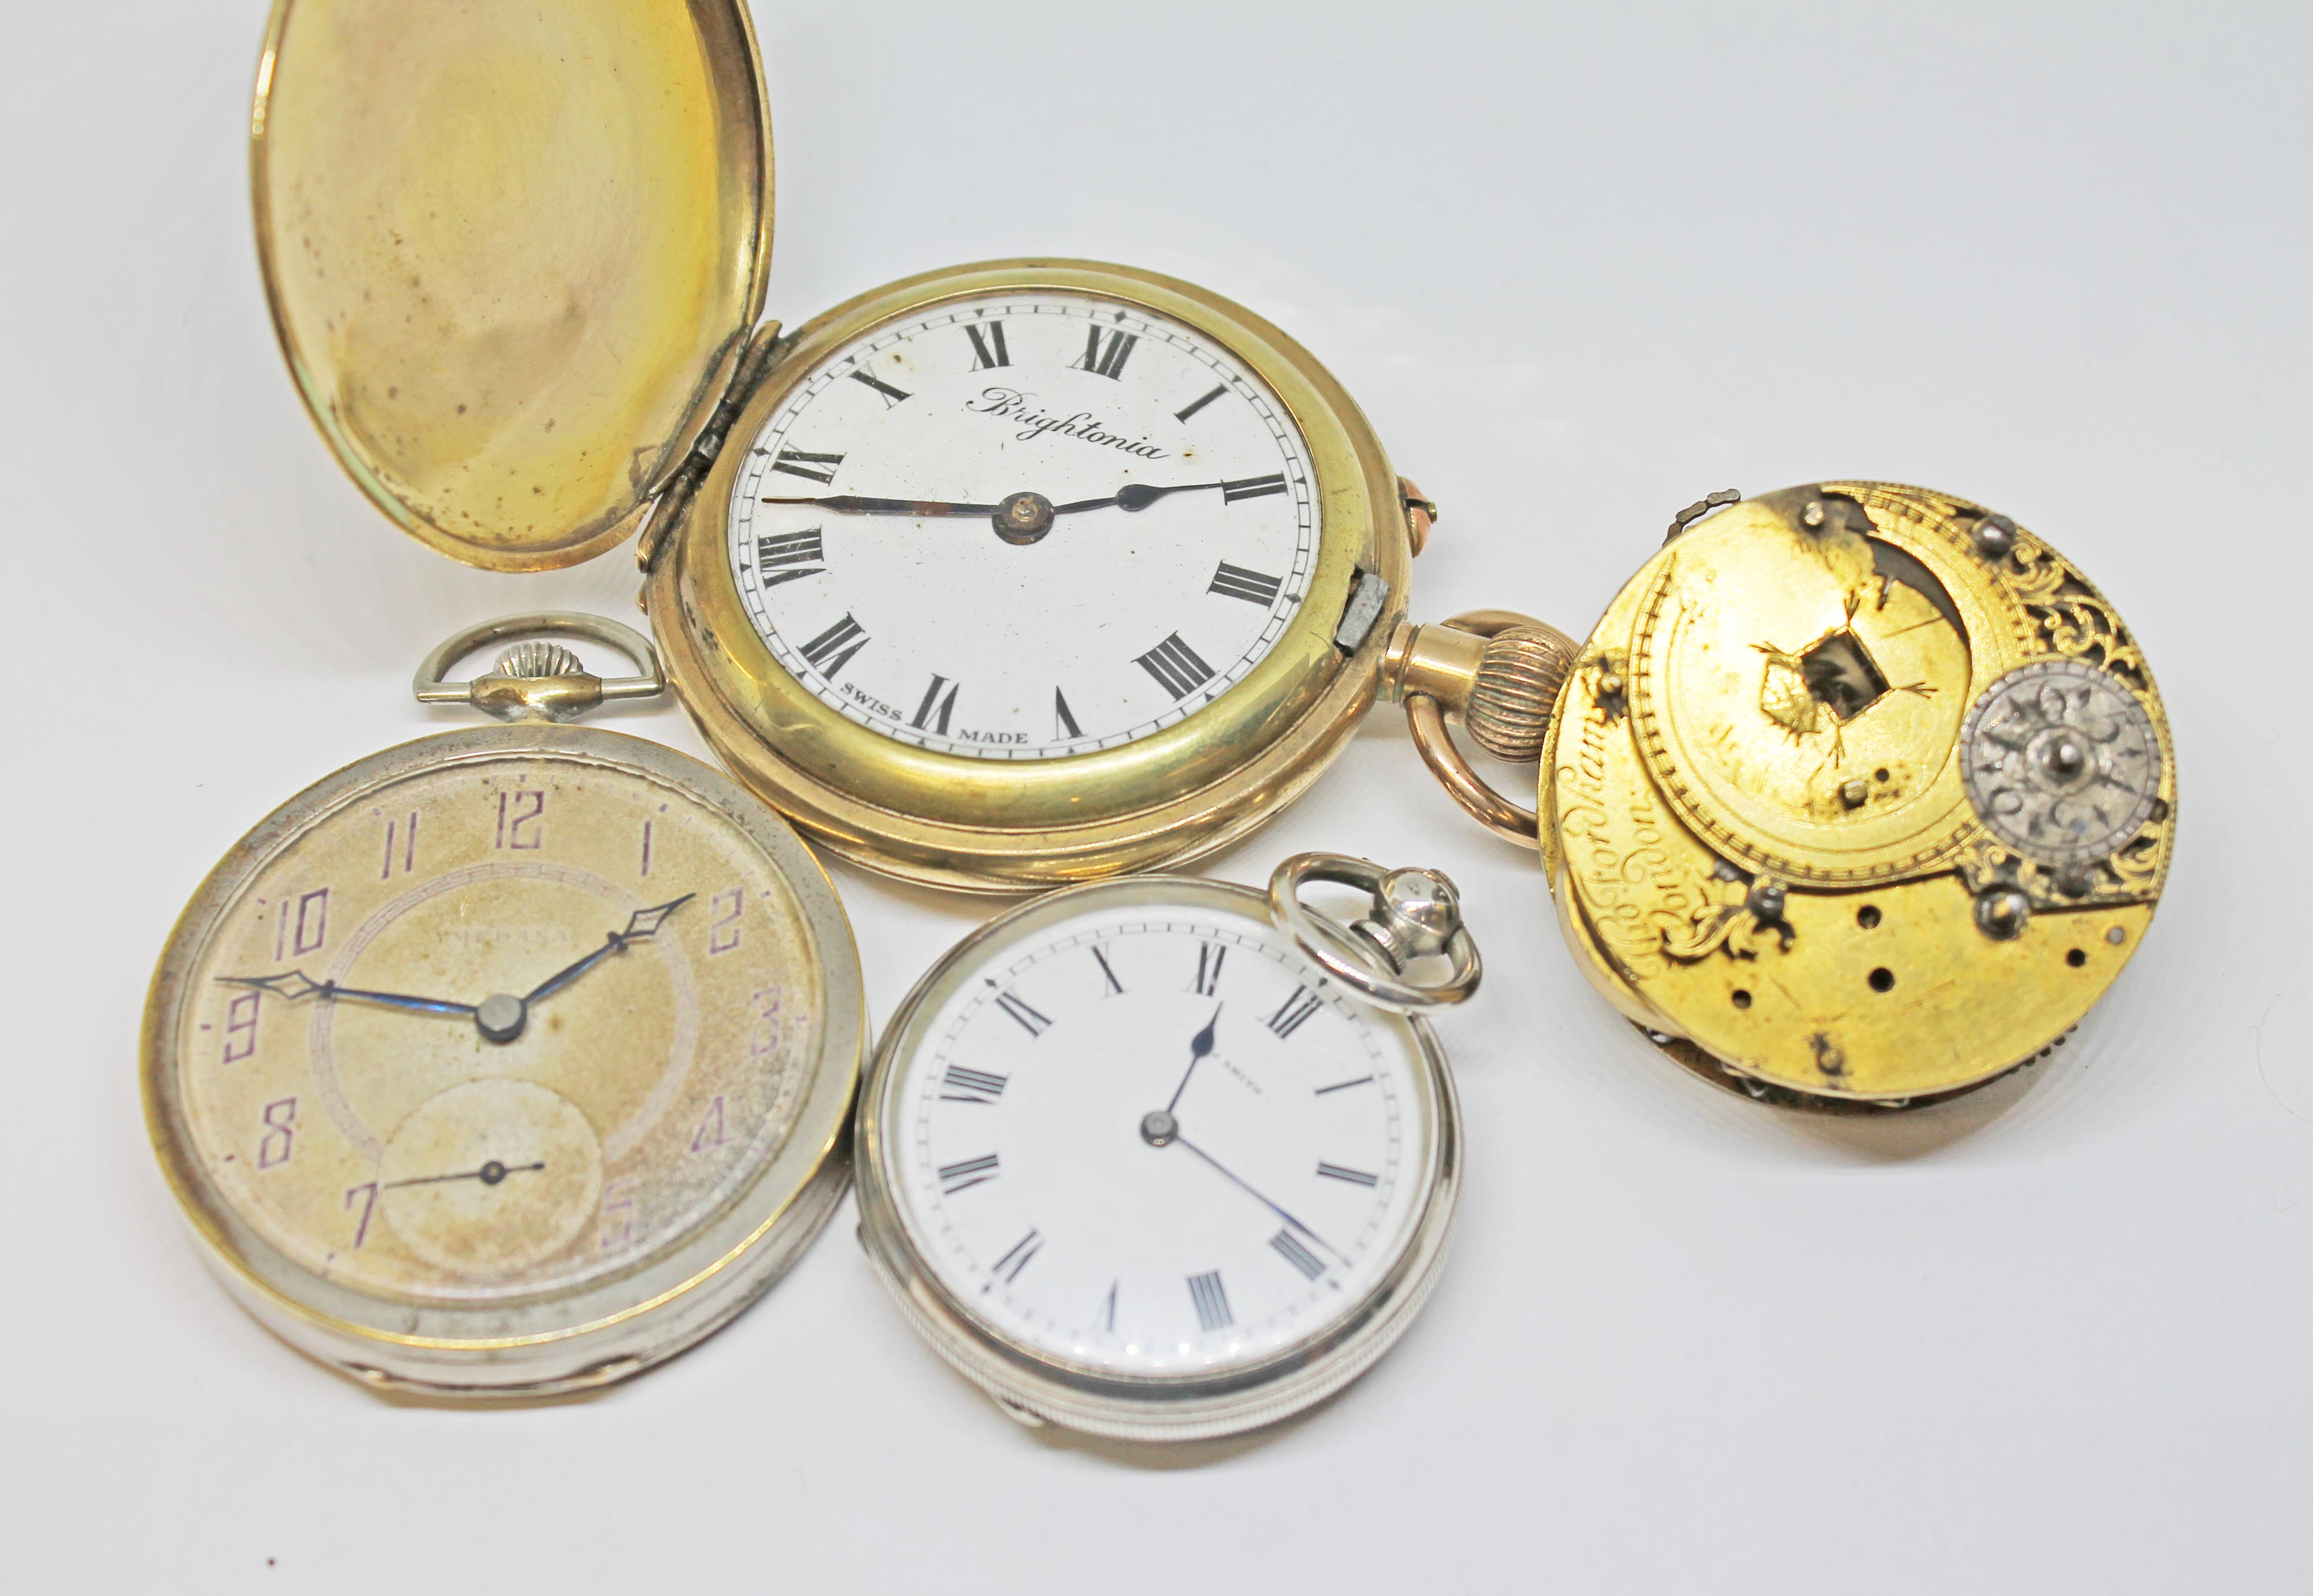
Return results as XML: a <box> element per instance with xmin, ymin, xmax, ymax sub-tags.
<box><xmin>726</xmin><ymin>292</ymin><xmax>1319</xmax><ymax>759</ymax></box>
<box><xmin>880</xmin><ymin>894</ymin><xmax>1439</xmax><ymax>1379</ymax></box>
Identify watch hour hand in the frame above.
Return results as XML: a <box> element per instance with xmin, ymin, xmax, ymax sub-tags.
<box><xmin>1165</xmin><ymin>1003</ymin><xmax>1223</xmax><ymax>1115</ymax></box>
<box><xmin>217</xmin><ymin>971</ymin><xmax>475</xmax><ymax>1019</ymax></box>
<box><xmin>522</xmin><ymin>894</ymin><xmax>696</xmax><ymax>1005</ymax></box>
<box><xmin>1050</xmin><ymin>481</ymin><xmax>1227</xmax><ymax>515</ymax></box>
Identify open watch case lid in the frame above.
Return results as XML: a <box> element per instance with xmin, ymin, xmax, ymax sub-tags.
<box><xmin>252</xmin><ymin>0</ymin><xmax>773</xmax><ymax>571</ymax></box>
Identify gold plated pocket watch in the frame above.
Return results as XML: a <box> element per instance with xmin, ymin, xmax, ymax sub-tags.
<box><xmin>251</xmin><ymin>0</ymin><xmax>1434</xmax><ymax>891</ymax></box>
<box><xmin>854</xmin><ymin>856</ymin><xmax>1478</xmax><ymax>1441</ymax></box>
<box><xmin>144</xmin><ymin>616</ymin><xmax>863</xmax><ymax>1395</ymax></box>
<box><xmin>1384</xmin><ymin>485</ymin><xmax>2175</xmax><ymax>1109</ymax></box>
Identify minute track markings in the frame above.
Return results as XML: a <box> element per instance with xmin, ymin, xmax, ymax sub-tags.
<box><xmin>1173</xmin><ymin>383</ymin><xmax>1230</xmax><ymax>423</ymax></box>
<box><xmin>847</xmin><ymin>368</ymin><xmax>911</xmax><ymax>407</ymax></box>
<box><xmin>728</xmin><ymin>292</ymin><xmax>1318</xmax><ymax>758</ymax></box>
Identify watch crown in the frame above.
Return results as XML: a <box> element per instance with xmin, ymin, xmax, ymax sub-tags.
<box><xmin>494</xmin><ymin>640</ymin><xmax>587</xmax><ymax>681</ymax></box>
<box><xmin>1465</xmin><ymin>626</ymin><xmax>1577</xmax><ymax>763</ymax></box>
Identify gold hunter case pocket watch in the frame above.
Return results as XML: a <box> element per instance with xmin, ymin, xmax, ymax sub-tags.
<box><xmin>251</xmin><ymin>0</ymin><xmax>1438</xmax><ymax>892</ymax></box>
<box><xmin>854</xmin><ymin>855</ymin><xmax>1480</xmax><ymax>1441</ymax></box>
<box><xmin>1387</xmin><ymin>485</ymin><xmax>2174</xmax><ymax>1109</ymax></box>
<box><xmin>144</xmin><ymin>617</ymin><xmax>864</xmax><ymax>1395</ymax></box>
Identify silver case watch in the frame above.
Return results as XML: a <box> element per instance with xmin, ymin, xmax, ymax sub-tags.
<box><xmin>852</xmin><ymin>864</ymin><xmax>1470</xmax><ymax>1441</ymax></box>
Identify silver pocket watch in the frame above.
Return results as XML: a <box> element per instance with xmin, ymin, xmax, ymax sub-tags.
<box><xmin>854</xmin><ymin>855</ymin><xmax>1481</xmax><ymax>1440</ymax></box>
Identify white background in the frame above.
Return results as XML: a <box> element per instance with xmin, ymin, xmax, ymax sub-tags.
<box><xmin>5</xmin><ymin>2</ymin><xmax>2309</xmax><ymax>1590</ymax></box>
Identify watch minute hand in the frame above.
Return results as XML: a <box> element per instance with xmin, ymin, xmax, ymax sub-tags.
<box><xmin>1173</xmin><ymin>1133</ymin><xmax>1345</xmax><ymax>1263</ymax></box>
<box><xmin>216</xmin><ymin>971</ymin><xmax>474</xmax><ymax>1018</ymax></box>
<box><xmin>759</xmin><ymin>494</ymin><xmax>1004</xmax><ymax>517</ymax></box>
<box><xmin>522</xmin><ymin>894</ymin><xmax>696</xmax><ymax>1005</ymax></box>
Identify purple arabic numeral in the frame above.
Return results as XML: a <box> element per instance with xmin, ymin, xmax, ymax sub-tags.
<box><xmin>344</xmin><ymin>1181</ymin><xmax>379</xmax><ymax>1248</ymax></box>
<box><xmin>257</xmin><ymin>1097</ymin><xmax>298</xmax><ymax>1170</ymax></box>
<box><xmin>709</xmin><ymin>886</ymin><xmax>743</xmax><ymax>955</ymax></box>
<box><xmin>221</xmin><ymin>990</ymin><xmax>261</xmax><ymax>1063</ymax></box>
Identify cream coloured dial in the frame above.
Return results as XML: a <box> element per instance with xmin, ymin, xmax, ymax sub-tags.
<box><xmin>173</xmin><ymin>749</ymin><xmax>824</xmax><ymax>1307</ymax></box>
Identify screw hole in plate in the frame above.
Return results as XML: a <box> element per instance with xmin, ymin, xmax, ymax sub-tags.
<box><xmin>2066</xmin><ymin>948</ymin><xmax>2088</xmax><ymax>968</ymax></box>
<box><xmin>1856</xmin><ymin>905</ymin><xmax>1881</xmax><ymax>930</ymax></box>
<box><xmin>1868</xmin><ymin>967</ymin><xmax>1896</xmax><ymax>993</ymax></box>
<box><xmin>1731</xmin><ymin>989</ymin><xmax>1752</xmax><ymax>1009</ymax></box>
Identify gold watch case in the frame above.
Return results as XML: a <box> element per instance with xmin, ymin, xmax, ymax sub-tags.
<box><xmin>251</xmin><ymin>0</ymin><xmax>1413</xmax><ymax>893</ymax></box>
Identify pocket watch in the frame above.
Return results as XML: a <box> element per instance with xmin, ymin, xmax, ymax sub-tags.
<box><xmin>143</xmin><ymin>615</ymin><xmax>863</xmax><ymax>1395</ymax></box>
<box><xmin>1384</xmin><ymin>484</ymin><xmax>2175</xmax><ymax>1109</ymax></box>
<box><xmin>251</xmin><ymin>0</ymin><xmax>1436</xmax><ymax>891</ymax></box>
<box><xmin>854</xmin><ymin>855</ymin><xmax>1478</xmax><ymax>1441</ymax></box>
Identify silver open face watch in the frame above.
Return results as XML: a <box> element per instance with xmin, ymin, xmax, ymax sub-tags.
<box><xmin>854</xmin><ymin>856</ymin><xmax>1481</xmax><ymax>1441</ymax></box>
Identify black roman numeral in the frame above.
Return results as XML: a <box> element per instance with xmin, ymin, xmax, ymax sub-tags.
<box><xmin>940</xmin><ymin>1066</ymin><xmax>1009</xmax><ymax>1105</ymax></box>
<box><xmin>1266</xmin><ymin>985</ymin><xmax>1323</xmax><ymax>1039</ymax></box>
<box><xmin>1174</xmin><ymin>383</ymin><xmax>1228</xmax><ymax>422</ymax></box>
<box><xmin>1270</xmin><ymin>1228</ymin><xmax>1325</xmax><ymax>1280</ymax></box>
<box><xmin>1221</xmin><ymin>472</ymin><xmax>1289</xmax><ymax>504</ymax></box>
<box><xmin>797</xmin><ymin>613</ymin><xmax>869</xmax><ymax>677</ymax></box>
<box><xmin>1074</xmin><ymin>326</ymin><xmax>1137</xmax><ymax>380</ymax></box>
<box><xmin>1187</xmin><ymin>1270</ymin><xmax>1232</xmax><ymax>1332</ymax></box>
<box><xmin>770</xmin><ymin>448</ymin><xmax>846</xmax><ymax>484</ymax></box>
<box><xmin>847</xmin><ymin>368</ymin><xmax>912</xmax><ymax>407</ymax></box>
<box><xmin>992</xmin><ymin>1228</ymin><xmax>1044</xmax><ymax>1283</ymax></box>
<box><xmin>754</xmin><ymin>529</ymin><xmax>825</xmax><ymax>589</ymax></box>
<box><xmin>1191</xmin><ymin>942</ymin><xmax>1225</xmax><ymax>997</ymax></box>
<box><xmin>988</xmin><ymin>982</ymin><xmax>1052</xmax><ymax>1037</ymax></box>
<box><xmin>1053</xmin><ymin>687</ymin><xmax>1083</xmax><ymax>740</ymax></box>
<box><xmin>1316</xmin><ymin>1161</ymin><xmax>1379</xmax><ymax>1187</ymax></box>
<box><xmin>1091</xmin><ymin>945</ymin><xmax>1125</xmax><ymax>995</ymax></box>
<box><xmin>910</xmin><ymin>674</ymin><xmax>958</xmax><ymax>734</ymax></box>
<box><xmin>1208</xmin><ymin>561</ymin><xmax>1284</xmax><ymax>606</ymax></box>
<box><xmin>1134</xmin><ymin>632</ymin><xmax>1216</xmax><ymax>699</ymax></box>
<box><xmin>937</xmin><ymin>1153</ymin><xmax>1000</xmax><ymax>1194</ymax></box>
<box><xmin>964</xmin><ymin>320</ymin><xmax>1011</xmax><ymax>370</ymax></box>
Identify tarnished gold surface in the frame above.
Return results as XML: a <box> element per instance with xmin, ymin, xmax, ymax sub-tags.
<box><xmin>652</xmin><ymin>261</ymin><xmax>1409</xmax><ymax>892</ymax></box>
<box><xmin>253</xmin><ymin>0</ymin><xmax>772</xmax><ymax>571</ymax></box>
<box><xmin>1534</xmin><ymin>484</ymin><xmax>2175</xmax><ymax>1105</ymax></box>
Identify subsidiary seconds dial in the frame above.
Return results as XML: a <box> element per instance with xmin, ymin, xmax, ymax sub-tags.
<box><xmin>726</xmin><ymin>293</ymin><xmax>1319</xmax><ymax>759</ymax></box>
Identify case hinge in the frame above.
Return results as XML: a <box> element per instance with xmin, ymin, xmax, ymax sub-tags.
<box><xmin>635</xmin><ymin>320</ymin><xmax>786</xmax><ymax>574</ymax></box>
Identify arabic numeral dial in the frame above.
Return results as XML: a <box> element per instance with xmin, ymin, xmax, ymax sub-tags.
<box><xmin>728</xmin><ymin>291</ymin><xmax>1321</xmax><ymax>762</ymax></box>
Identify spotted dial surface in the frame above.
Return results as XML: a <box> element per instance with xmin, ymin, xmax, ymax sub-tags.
<box><xmin>175</xmin><ymin>751</ymin><xmax>824</xmax><ymax>1305</ymax></box>
<box><xmin>726</xmin><ymin>292</ymin><xmax>1319</xmax><ymax>759</ymax></box>
<box><xmin>883</xmin><ymin>898</ymin><xmax>1437</xmax><ymax>1378</ymax></box>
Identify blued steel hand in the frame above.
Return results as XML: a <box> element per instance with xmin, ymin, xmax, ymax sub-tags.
<box><xmin>1172</xmin><ymin>1133</ymin><xmax>1344</xmax><ymax>1263</ymax></box>
<box><xmin>522</xmin><ymin>895</ymin><xmax>695</xmax><ymax>1005</ymax></box>
<box><xmin>382</xmin><ymin>1159</ymin><xmax>546</xmax><ymax>1191</ymax></box>
<box><xmin>1166</xmin><ymin>1004</ymin><xmax>1223</xmax><ymax>1115</ymax></box>
<box><xmin>217</xmin><ymin>970</ymin><xmax>474</xmax><ymax>1019</ymax></box>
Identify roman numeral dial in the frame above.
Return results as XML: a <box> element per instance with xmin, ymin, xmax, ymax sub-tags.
<box><xmin>891</xmin><ymin>909</ymin><xmax>1431</xmax><ymax>1387</ymax></box>
<box><xmin>728</xmin><ymin>291</ymin><xmax>1319</xmax><ymax>760</ymax></box>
